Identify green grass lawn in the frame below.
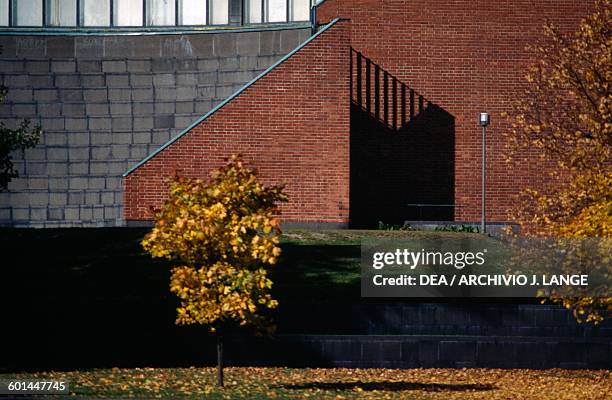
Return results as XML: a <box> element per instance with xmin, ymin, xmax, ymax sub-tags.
<box><xmin>2</xmin><ymin>366</ymin><xmax>610</xmax><ymax>399</ymax></box>
<box><xmin>275</xmin><ymin>229</ymin><xmax>509</xmax><ymax>303</ymax></box>
<box><xmin>280</xmin><ymin>228</ymin><xmax>487</xmax><ymax>245</ymax></box>
<box><xmin>0</xmin><ymin>227</ymin><xmax>500</xmax><ymax>304</ymax></box>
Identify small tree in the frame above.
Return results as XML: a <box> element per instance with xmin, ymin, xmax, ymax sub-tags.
<box><xmin>505</xmin><ymin>0</ymin><xmax>611</xmax><ymax>322</ymax></box>
<box><xmin>142</xmin><ymin>156</ymin><xmax>287</xmax><ymax>386</ymax></box>
<box><xmin>0</xmin><ymin>87</ymin><xmax>41</xmax><ymax>191</ymax></box>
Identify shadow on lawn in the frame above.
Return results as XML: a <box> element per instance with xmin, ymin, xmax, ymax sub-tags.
<box><xmin>271</xmin><ymin>243</ymin><xmax>361</xmax><ymax>303</ymax></box>
<box><xmin>281</xmin><ymin>381</ymin><xmax>495</xmax><ymax>392</ymax></box>
<box><xmin>0</xmin><ymin>228</ymin><xmax>361</xmax><ymax>372</ymax></box>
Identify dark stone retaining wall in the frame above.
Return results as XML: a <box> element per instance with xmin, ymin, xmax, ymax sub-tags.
<box><xmin>223</xmin><ymin>334</ymin><xmax>611</xmax><ymax>369</ymax></box>
<box><xmin>217</xmin><ymin>303</ymin><xmax>611</xmax><ymax>369</ymax></box>
<box><xmin>273</xmin><ymin>303</ymin><xmax>612</xmax><ymax>337</ymax></box>
<box><xmin>4</xmin><ymin>301</ymin><xmax>610</xmax><ymax>370</ymax></box>
<box><xmin>0</xmin><ymin>27</ymin><xmax>309</xmax><ymax>227</ymax></box>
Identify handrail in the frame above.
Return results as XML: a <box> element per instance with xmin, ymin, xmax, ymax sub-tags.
<box><xmin>405</xmin><ymin>204</ymin><xmax>464</xmax><ymax>207</ymax></box>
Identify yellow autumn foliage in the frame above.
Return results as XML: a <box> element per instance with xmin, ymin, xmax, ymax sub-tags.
<box><xmin>506</xmin><ymin>0</ymin><xmax>611</xmax><ymax>323</ymax></box>
<box><xmin>142</xmin><ymin>155</ymin><xmax>287</xmax><ymax>331</ymax></box>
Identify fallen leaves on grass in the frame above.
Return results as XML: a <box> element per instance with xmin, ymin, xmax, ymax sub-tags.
<box><xmin>3</xmin><ymin>367</ymin><xmax>610</xmax><ymax>399</ymax></box>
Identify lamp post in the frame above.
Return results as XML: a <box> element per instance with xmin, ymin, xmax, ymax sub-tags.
<box><xmin>479</xmin><ymin>112</ymin><xmax>490</xmax><ymax>234</ymax></box>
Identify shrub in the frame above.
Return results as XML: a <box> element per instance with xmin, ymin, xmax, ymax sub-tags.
<box><xmin>0</xmin><ymin>87</ymin><xmax>41</xmax><ymax>191</ymax></box>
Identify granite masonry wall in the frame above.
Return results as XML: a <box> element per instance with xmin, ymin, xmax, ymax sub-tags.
<box><xmin>0</xmin><ymin>27</ymin><xmax>309</xmax><ymax>227</ymax></box>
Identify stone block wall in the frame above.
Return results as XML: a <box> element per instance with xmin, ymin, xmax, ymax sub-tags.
<box><xmin>0</xmin><ymin>27</ymin><xmax>309</xmax><ymax>227</ymax></box>
<box><xmin>223</xmin><ymin>333</ymin><xmax>611</xmax><ymax>369</ymax></box>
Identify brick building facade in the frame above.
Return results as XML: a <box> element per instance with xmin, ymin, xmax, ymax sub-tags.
<box><xmin>124</xmin><ymin>19</ymin><xmax>351</xmax><ymax>226</ymax></box>
<box><xmin>315</xmin><ymin>0</ymin><xmax>593</xmax><ymax>225</ymax></box>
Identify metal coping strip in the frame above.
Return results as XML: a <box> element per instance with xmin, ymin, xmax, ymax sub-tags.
<box><xmin>0</xmin><ymin>22</ymin><xmax>310</xmax><ymax>36</ymax></box>
<box><xmin>123</xmin><ymin>17</ymin><xmax>341</xmax><ymax>177</ymax></box>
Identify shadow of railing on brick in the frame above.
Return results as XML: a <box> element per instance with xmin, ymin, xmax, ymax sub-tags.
<box><xmin>350</xmin><ymin>49</ymin><xmax>456</xmax><ymax>228</ymax></box>
<box><xmin>351</xmin><ymin>49</ymin><xmax>433</xmax><ymax>131</ymax></box>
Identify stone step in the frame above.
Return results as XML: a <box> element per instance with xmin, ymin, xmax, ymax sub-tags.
<box><xmin>273</xmin><ymin>303</ymin><xmax>612</xmax><ymax>337</ymax></box>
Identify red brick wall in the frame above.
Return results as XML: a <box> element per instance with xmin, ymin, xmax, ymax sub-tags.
<box><xmin>317</xmin><ymin>0</ymin><xmax>592</xmax><ymax>222</ymax></box>
<box><xmin>124</xmin><ymin>20</ymin><xmax>351</xmax><ymax>223</ymax></box>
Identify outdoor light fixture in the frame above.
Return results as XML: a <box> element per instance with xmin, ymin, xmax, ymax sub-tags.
<box><xmin>479</xmin><ymin>112</ymin><xmax>490</xmax><ymax>234</ymax></box>
<box><xmin>479</xmin><ymin>112</ymin><xmax>490</xmax><ymax>127</ymax></box>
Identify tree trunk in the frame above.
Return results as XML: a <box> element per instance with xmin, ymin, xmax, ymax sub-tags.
<box><xmin>216</xmin><ymin>334</ymin><xmax>224</xmax><ymax>387</ymax></box>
